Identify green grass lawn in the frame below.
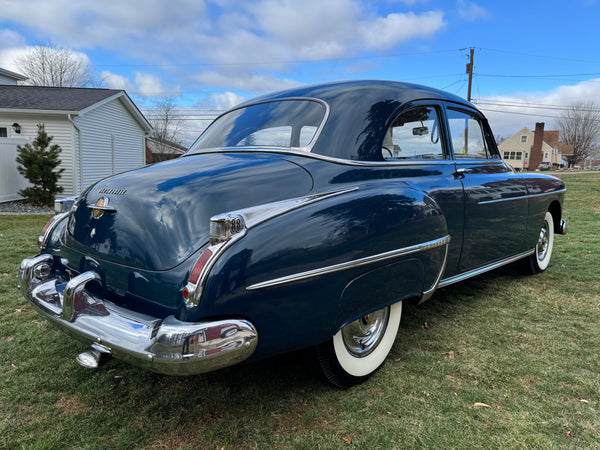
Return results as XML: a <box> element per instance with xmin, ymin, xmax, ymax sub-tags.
<box><xmin>1</xmin><ymin>172</ymin><xmax>599</xmax><ymax>449</ymax></box>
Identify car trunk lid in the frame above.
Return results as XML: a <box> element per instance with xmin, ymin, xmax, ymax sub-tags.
<box><xmin>65</xmin><ymin>152</ymin><xmax>313</xmax><ymax>271</ymax></box>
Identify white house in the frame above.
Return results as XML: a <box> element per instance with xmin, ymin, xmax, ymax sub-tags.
<box><xmin>0</xmin><ymin>67</ymin><xmax>28</xmax><ymax>85</ymax></box>
<box><xmin>0</xmin><ymin>74</ymin><xmax>152</xmax><ymax>202</ymax></box>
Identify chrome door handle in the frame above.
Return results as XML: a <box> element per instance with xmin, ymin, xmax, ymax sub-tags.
<box><xmin>454</xmin><ymin>168</ymin><xmax>471</xmax><ymax>178</ymax></box>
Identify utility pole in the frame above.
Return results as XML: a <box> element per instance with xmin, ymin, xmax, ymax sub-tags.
<box><xmin>466</xmin><ymin>47</ymin><xmax>474</xmax><ymax>102</ymax></box>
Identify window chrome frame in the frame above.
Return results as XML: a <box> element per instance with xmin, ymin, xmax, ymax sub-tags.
<box><xmin>187</xmin><ymin>97</ymin><xmax>330</xmax><ymax>155</ymax></box>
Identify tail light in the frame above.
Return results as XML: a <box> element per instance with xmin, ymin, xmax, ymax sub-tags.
<box><xmin>38</xmin><ymin>213</ymin><xmax>68</xmax><ymax>249</ymax></box>
<box><xmin>183</xmin><ymin>214</ymin><xmax>246</xmax><ymax>309</ymax></box>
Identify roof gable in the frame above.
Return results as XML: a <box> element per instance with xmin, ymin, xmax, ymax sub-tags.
<box><xmin>0</xmin><ymin>67</ymin><xmax>28</xmax><ymax>83</ymax></box>
<box><xmin>0</xmin><ymin>85</ymin><xmax>152</xmax><ymax>132</ymax></box>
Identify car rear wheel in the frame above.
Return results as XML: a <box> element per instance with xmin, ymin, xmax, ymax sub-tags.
<box><xmin>528</xmin><ymin>211</ymin><xmax>554</xmax><ymax>274</ymax></box>
<box><xmin>316</xmin><ymin>301</ymin><xmax>402</xmax><ymax>389</ymax></box>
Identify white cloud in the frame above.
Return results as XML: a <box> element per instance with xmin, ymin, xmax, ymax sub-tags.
<box><xmin>457</xmin><ymin>0</ymin><xmax>489</xmax><ymax>21</ymax></box>
<box><xmin>209</xmin><ymin>92</ymin><xmax>247</xmax><ymax>110</ymax></box>
<box><xmin>476</xmin><ymin>79</ymin><xmax>600</xmax><ymax>138</ymax></box>
<box><xmin>101</xmin><ymin>70</ymin><xmax>181</xmax><ymax>98</ymax></box>
<box><xmin>0</xmin><ymin>0</ymin><xmax>446</xmax><ymax>94</ymax></box>
<box><xmin>0</xmin><ymin>46</ymin><xmax>28</xmax><ymax>72</ymax></box>
<box><xmin>358</xmin><ymin>12</ymin><xmax>445</xmax><ymax>51</ymax></box>
<box><xmin>101</xmin><ymin>71</ymin><xmax>132</xmax><ymax>91</ymax></box>
<box><xmin>195</xmin><ymin>71</ymin><xmax>300</xmax><ymax>93</ymax></box>
<box><xmin>0</xmin><ymin>0</ymin><xmax>207</xmax><ymax>49</ymax></box>
<box><xmin>0</xmin><ymin>29</ymin><xmax>26</xmax><ymax>48</ymax></box>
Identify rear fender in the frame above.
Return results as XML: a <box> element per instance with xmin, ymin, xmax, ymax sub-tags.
<box><xmin>198</xmin><ymin>183</ymin><xmax>449</xmax><ymax>359</ymax></box>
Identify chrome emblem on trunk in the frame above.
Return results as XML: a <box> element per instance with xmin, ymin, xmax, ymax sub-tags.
<box><xmin>88</xmin><ymin>197</ymin><xmax>117</xmax><ymax>219</ymax></box>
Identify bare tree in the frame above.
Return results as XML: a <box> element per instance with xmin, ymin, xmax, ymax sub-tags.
<box><xmin>555</xmin><ymin>101</ymin><xmax>600</xmax><ymax>167</ymax></box>
<box><xmin>147</xmin><ymin>98</ymin><xmax>186</xmax><ymax>162</ymax></box>
<box><xmin>16</xmin><ymin>44</ymin><xmax>97</xmax><ymax>87</ymax></box>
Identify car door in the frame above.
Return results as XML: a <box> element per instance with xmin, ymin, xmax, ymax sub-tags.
<box><xmin>382</xmin><ymin>101</ymin><xmax>465</xmax><ymax>279</ymax></box>
<box><xmin>444</xmin><ymin>105</ymin><xmax>529</xmax><ymax>272</ymax></box>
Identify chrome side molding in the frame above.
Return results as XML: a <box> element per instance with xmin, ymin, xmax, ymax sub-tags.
<box><xmin>247</xmin><ymin>235</ymin><xmax>450</xmax><ymax>291</ymax></box>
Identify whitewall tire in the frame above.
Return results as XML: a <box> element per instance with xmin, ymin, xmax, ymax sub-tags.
<box><xmin>529</xmin><ymin>211</ymin><xmax>555</xmax><ymax>273</ymax></box>
<box><xmin>317</xmin><ymin>301</ymin><xmax>402</xmax><ymax>389</ymax></box>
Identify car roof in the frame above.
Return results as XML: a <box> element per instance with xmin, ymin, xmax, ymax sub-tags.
<box><xmin>241</xmin><ymin>79</ymin><xmax>470</xmax><ymax>107</ymax></box>
<box><xmin>237</xmin><ymin>80</ymin><xmax>477</xmax><ymax>161</ymax></box>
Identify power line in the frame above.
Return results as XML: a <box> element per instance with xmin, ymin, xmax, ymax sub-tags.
<box><xmin>474</xmin><ymin>99</ymin><xmax>600</xmax><ymax>113</ymax></box>
<box><xmin>478</xmin><ymin>47</ymin><xmax>600</xmax><ymax>65</ymax></box>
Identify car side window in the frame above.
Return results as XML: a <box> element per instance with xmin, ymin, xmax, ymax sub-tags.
<box><xmin>446</xmin><ymin>108</ymin><xmax>490</xmax><ymax>159</ymax></box>
<box><xmin>383</xmin><ymin>106</ymin><xmax>445</xmax><ymax>160</ymax></box>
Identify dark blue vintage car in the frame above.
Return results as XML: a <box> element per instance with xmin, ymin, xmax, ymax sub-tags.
<box><xmin>20</xmin><ymin>80</ymin><xmax>566</xmax><ymax>388</ymax></box>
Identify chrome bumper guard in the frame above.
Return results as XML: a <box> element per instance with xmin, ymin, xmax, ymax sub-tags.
<box><xmin>19</xmin><ymin>254</ymin><xmax>258</xmax><ymax>376</ymax></box>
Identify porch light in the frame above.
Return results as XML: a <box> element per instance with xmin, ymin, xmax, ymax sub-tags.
<box><xmin>12</xmin><ymin>123</ymin><xmax>21</xmax><ymax>134</ymax></box>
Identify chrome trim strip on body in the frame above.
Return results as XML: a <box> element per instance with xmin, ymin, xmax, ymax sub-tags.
<box><xmin>188</xmin><ymin>148</ymin><xmax>458</xmax><ymax>167</ymax></box>
<box><xmin>19</xmin><ymin>255</ymin><xmax>258</xmax><ymax>376</ymax></box>
<box><xmin>478</xmin><ymin>189</ymin><xmax>567</xmax><ymax>205</ymax></box>
<box><xmin>230</xmin><ymin>186</ymin><xmax>360</xmax><ymax>230</ymax></box>
<box><xmin>438</xmin><ymin>249</ymin><xmax>534</xmax><ymax>288</ymax></box>
<box><xmin>419</xmin><ymin>241</ymin><xmax>450</xmax><ymax>303</ymax></box>
<box><xmin>247</xmin><ymin>235</ymin><xmax>451</xmax><ymax>291</ymax></box>
<box><xmin>187</xmin><ymin>187</ymin><xmax>360</xmax><ymax>306</ymax></box>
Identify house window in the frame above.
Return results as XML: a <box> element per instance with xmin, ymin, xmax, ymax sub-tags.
<box><xmin>0</xmin><ymin>127</ymin><xmax>7</xmax><ymax>137</ymax></box>
<box><xmin>525</xmin><ymin>152</ymin><xmax>529</xmax><ymax>158</ymax></box>
<box><xmin>520</xmin><ymin>135</ymin><xmax>528</xmax><ymax>143</ymax></box>
<box><xmin>516</xmin><ymin>152</ymin><xmax>522</xmax><ymax>160</ymax></box>
<box><xmin>544</xmin><ymin>152</ymin><xmax>549</xmax><ymax>159</ymax></box>
<box><xmin>503</xmin><ymin>151</ymin><xmax>509</xmax><ymax>159</ymax></box>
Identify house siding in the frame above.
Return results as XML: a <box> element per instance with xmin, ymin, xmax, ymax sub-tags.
<box><xmin>0</xmin><ymin>74</ymin><xmax>18</xmax><ymax>85</ymax></box>
<box><xmin>0</xmin><ymin>113</ymin><xmax>75</xmax><ymax>197</ymax></box>
<box><xmin>74</xmin><ymin>98</ymin><xmax>146</xmax><ymax>191</ymax></box>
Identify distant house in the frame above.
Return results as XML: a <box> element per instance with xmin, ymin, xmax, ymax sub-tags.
<box><xmin>0</xmin><ymin>75</ymin><xmax>152</xmax><ymax>202</ymax></box>
<box><xmin>499</xmin><ymin>125</ymin><xmax>573</xmax><ymax>171</ymax></box>
<box><xmin>145</xmin><ymin>136</ymin><xmax>187</xmax><ymax>163</ymax></box>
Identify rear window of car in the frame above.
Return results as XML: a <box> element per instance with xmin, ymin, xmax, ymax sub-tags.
<box><xmin>189</xmin><ymin>100</ymin><xmax>327</xmax><ymax>152</ymax></box>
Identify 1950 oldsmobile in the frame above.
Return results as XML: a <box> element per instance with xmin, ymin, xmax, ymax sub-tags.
<box><xmin>20</xmin><ymin>80</ymin><xmax>566</xmax><ymax>388</ymax></box>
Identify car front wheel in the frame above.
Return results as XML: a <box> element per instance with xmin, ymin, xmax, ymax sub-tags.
<box><xmin>528</xmin><ymin>210</ymin><xmax>555</xmax><ymax>274</ymax></box>
<box><xmin>317</xmin><ymin>301</ymin><xmax>402</xmax><ymax>389</ymax></box>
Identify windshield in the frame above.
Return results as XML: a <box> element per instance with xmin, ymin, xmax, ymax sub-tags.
<box><xmin>188</xmin><ymin>100</ymin><xmax>327</xmax><ymax>153</ymax></box>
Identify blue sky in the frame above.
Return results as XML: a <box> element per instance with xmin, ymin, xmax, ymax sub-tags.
<box><xmin>1</xmin><ymin>0</ymin><xmax>600</xmax><ymax>144</ymax></box>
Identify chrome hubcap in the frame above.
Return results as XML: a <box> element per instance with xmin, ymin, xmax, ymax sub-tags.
<box><xmin>341</xmin><ymin>307</ymin><xmax>390</xmax><ymax>357</ymax></box>
<box><xmin>537</xmin><ymin>220</ymin><xmax>549</xmax><ymax>261</ymax></box>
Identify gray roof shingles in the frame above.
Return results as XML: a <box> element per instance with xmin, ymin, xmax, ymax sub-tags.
<box><xmin>0</xmin><ymin>85</ymin><xmax>123</xmax><ymax>111</ymax></box>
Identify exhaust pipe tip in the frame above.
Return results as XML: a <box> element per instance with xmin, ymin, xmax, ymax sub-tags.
<box><xmin>76</xmin><ymin>344</ymin><xmax>112</xmax><ymax>369</ymax></box>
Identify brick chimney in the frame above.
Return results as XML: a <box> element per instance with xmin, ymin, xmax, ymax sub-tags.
<box><xmin>529</xmin><ymin>122</ymin><xmax>545</xmax><ymax>171</ymax></box>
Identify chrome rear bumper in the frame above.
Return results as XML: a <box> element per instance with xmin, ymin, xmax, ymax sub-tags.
<box><xmin>19</xmin><ymin>254</ymin><xmax>258</xmax><ymax>375</ymax></box>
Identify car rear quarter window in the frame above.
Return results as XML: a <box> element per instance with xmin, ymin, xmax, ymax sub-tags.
<box><xmin>190</xmin><ymin>100</ymin><xmax>326</xmax><ymax>152</ymax></box>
